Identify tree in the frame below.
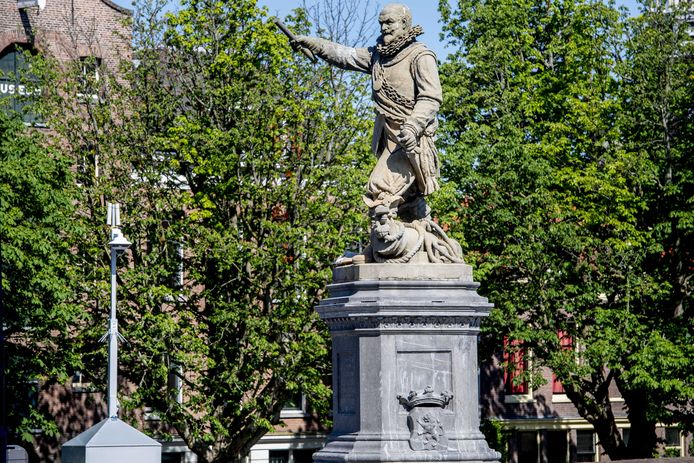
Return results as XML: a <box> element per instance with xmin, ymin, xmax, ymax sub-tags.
<box><xmin>614</xmin><ymin>0</ymin><xmax>694</xmax><ymax>450</ymax></box>
<box><xmin>0</xmin><ymin>112</ymin><xmax>83</xmax><ymax>446</ymax></box>
<box><xmin>34</xmin><ymin>0</ymin><xmax>373</xmax><ymax>461</ymax></box>
<box><xmin>437</xmin><ymin>0</ymin><xmax>692</xmax><ymax>458</ymax></box>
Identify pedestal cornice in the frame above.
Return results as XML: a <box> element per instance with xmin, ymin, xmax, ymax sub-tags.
<box><xmin>317</xmin><ymin>264</ymin><xmax>492</xmax><ymax>334</ymax></box>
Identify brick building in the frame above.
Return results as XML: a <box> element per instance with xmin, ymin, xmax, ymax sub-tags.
<box><xmin>481</xmin><ymin>344</ymin><xmax>693</xmax><ymax>462</ymax></box>
<box><xmin>0</xmin><ymin>0</ymin><xmax>131</xmax><ymax>460</ymax></box>
<box><xmin>0</xmin><ymin>0</ymin><xmax>130</xmax><ymax>123</ymax></box>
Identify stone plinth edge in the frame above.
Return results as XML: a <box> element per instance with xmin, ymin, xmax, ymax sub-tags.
<box><xmin>333</xmin><ymin>263</ymin><xmax>473</xmax><ymax>283</ymax></box>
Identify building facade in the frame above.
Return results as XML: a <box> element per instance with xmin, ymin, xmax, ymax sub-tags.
<box><xmin>1</xmin><ymin>0</ymin><xmax>130</xmax><ymax>460</ymax></box>
<box><xmin>480</xmin><ymin>345</ymin><xmax>693</xmax><ymax>463</ymax></box>
<box><xmin>0</xmin><ymin>0</ymin><xmax>130</xmax><ymax>124</ymax></box>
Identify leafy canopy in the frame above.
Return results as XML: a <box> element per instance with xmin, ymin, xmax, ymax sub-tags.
<box><xmin>32</xmin><ymin>0</ymin><xmax>372</xmax><ymax>462</ymax></box>
<box><xmin>437</xmin><ymin>0</ymin><xmax>692</xmax><ymax>458</ymax></box>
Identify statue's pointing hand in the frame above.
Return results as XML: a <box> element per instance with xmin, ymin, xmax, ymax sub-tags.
<box><xmin>292</xmin><ymin>35</ymin><xmax>322</xmax><ymax>53</ymax></box>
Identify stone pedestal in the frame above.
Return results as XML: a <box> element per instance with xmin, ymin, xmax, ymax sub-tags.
<box><xmin>313</xmin><ymin>264</ymin><xmax>500</xmax><ymax>463</ymax></box>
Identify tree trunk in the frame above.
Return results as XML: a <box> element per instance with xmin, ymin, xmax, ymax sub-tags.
<box><xmin>617</xmin><ymin>376</ymin><xmax>658</xmax><ymax>459</ymax></box>
<box><xmin>563</xmin><ymin>371</ymin><xmax>628</xmax><ymax>460</ymax></box>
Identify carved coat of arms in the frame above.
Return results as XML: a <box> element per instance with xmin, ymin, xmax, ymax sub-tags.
<box><xmin>397</xmin><ymin>386</ymin><xmax>452</xmax><ymax>451</ymax></box>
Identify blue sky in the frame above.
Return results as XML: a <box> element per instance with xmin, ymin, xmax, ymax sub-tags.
<box><xmin>259</xmin><ymin>0</ymin><xmax>642</xmax><ymax>58</ymax></box>
<box><xmin>111</xmin><ymin>0</ymin><xmax>642</xmax><ymax>58</ymax></box>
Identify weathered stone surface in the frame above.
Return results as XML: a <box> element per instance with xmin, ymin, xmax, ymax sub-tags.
<box><xmin>314</xmin><ymin>264</ymin><xmax>500</xmax><ymax>463</ymax></box>
<box><xmin>333</xmin><ymin>263</ymin><xmax>473</xmax><ymax>283</ymax></box>
<box><xmin>292</xmin><ymin>4</ymin><xmax>463</xmax><ymax>264</ymax></box>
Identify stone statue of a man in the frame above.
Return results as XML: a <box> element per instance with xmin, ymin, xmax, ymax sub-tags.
<box><xmin>293</xmin><ymin>3</ymin><xmax>462</xmax><ymax>264</ymax></box>
<box><xmin>295</xmin><ymin>3</ymin><xmax>441</xmax><ymax>216</ymax></box>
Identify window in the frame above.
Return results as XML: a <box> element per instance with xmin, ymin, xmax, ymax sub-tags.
<box><xmin>23</xmin><ymin>379</ymin><xmax>43</xmax><ymax>435</ymax></box>
<box><xmin>145</xmin><ymin>361</ymin><xmax>183</xmax><ymax>421</ymax></box>
<box><xmin>269</xmin><ymin>450</ymin><xmax>289</xmax><ymax>463</ymax></box>
<box><xmin>168</xmin><ymin>363</ymin><xmax>183</xmax><ymax>404</ymax></box>
<box><xmin>293</xmin><ymin>450</ymin><xmax>316</xmax><ymax>463</ymax></box>
<box><xmin>143</xmin><ymin>407</ymin><xmax>160</xmax><ymax>421</ymax></box>
<box><xmin>664</xmin><ymin>428</ymin><xmax>682</xmax><ymax>457</ymax></box>
<box><xmin>172</xmin><ymin>241</ymin><xmax>184</xmax><ymax>289</ymax></box>
<box><xmin>551</xmin><ymin>377</ymin><xmax>565</xmax><ymax>394</ymax></box>
<box><xmin>268</xmin><ymin>449</ymin><xmax>316</xmax><ymax>463</ymax></box>
<box><xmin>160</xmin><ymin>240</ymin><xmax>185</xmax><ymax>296</ymax></box>
<box><xmin>510</xmin><ymin>430</ymin><xmax>569</xmax><ymax>463</ymax></box>
<box><xmin>161</xmin><ymin>453</ymin><xmax>184</xmax><ymax>463</ymax></box>
<box><xmin>71</xmin><ymin>371</ymin><xmax>94</xmax><ymax>393</ymax></box>
<box><xmin>77</xmin><ymin>56</ymin><xmax>102</xmax><ymax>101</ymax></box>
<box><xmin>504</xmin><ymin>337</ymin><xmax>529</xmax><ymax>396</ymax></box>
<box><xmin>552</xmin><ymin>331</ymin><xmax>573</xmax><ymax>394</ymax></box>
<box><xmin>26</xmin><ymin>379</ymin><xmax>39</xmax><ymax>409</ymax></box>
<box><xmin>280</xmin><ymin>391</ymin><xmax>307</xmax><ymax>418</ymax></box>
<box><xmin>517</xmin><ymin>431</ymin><xmax>538</xmax><ymax>463</ymax></box>
<box><xmin>575</xmin><ymin>430</ymin><xmax>596</xmax><ymax>462</ymax></box>
<box><xmin>0</xmin><ymin>44</ymin><xmax>41</xmax><ymax>123</ymax></box>
<box><xmin>545</xmin><ymin>430</ymin><xmax>568</xmax><ymax>463</ymax></box>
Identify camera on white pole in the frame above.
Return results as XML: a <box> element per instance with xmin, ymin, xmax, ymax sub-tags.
<box><xmin>106</xmin><ymin>203</ymin><xmax>130</xmax><ymax>418</ymax></box>
<box><xmin>62</xmin><ymin>202</ymin><xmax>160</xmax><ymax>463</ymax></box>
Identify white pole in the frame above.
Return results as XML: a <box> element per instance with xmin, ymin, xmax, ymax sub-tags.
<box><xmin>108</xmin><ymin>246</ymin><xmax>119</xmax><ymax>418</ymax></box>
<box><xmin>106</xmin><ymin>203</ymin><xmax>129</xmax><ymax>419</ymax></box>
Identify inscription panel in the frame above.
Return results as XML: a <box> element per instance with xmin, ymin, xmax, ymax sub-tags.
<box><xmin>337</xmin><ymin>352</ymin><xmax>357</xmax><ymax>414</ymax></box>
<box><xmin>396</xmin><ymin>351</ymin><xmax>452</xmax><ymax>400</ymax></box>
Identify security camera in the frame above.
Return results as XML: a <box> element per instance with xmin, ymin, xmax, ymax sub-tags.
<box><xmin>109</xmin><ymin>228</ymin><xmax>131</xmax><ymax>253</ymax></box>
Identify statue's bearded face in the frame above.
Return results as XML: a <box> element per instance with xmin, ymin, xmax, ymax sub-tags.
<box><xmin>378</xmin><ymin>8</ymin><xmax>408</xmax><ymax>45</ymax></box>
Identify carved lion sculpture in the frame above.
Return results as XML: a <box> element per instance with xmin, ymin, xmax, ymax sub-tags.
<box><xmin>363</xmin><ymin>202</ymin><xmax>463</xmax><ymax>264</ymax></box>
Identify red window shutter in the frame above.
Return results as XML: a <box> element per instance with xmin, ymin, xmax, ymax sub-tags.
<box><xmin>504</xmin><ymin>337</ymin><xmax>528</xmax><ymax>394</ymax></box>
<box><xmin>552</xmin><ymin>331</ymin><xmax>573</xmax><ymax>394</ymax></box>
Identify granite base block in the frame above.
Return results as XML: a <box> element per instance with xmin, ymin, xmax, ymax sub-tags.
<box><xmin>313</xmin><ymin>264</ymin><xmax>500</xmax><ymax>463</ymax></box>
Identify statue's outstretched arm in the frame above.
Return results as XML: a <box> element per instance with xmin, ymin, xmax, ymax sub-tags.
<box><xmin>293</xmin><ymin>36</ymin><xmax>372</xmax><ymax>74</ymax></box>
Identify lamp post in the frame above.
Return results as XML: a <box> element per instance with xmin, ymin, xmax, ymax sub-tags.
<box><xmin>1</xmin><ymin>239</ymin><xmax>6</xmax><ymax>463</ymax></box>
<box><xmin>106</xmin><ymin>203</ymin><xmax>130</xmax><ymax>418</ymax></box>
<box><xmin>62</xmin><ymin>203</ymin><xmax>161</xmax><ymax>463</ymax></box>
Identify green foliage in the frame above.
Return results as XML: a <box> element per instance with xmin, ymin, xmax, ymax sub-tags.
<box><xmin>438</xmin><ymin>0</ymin><xmax>692</xmax><ymax>459</ymax></box>
<box><xmin>479</xmin><ymin>419</ymin><xmax>509</xmax><ymax>462</ymax></box>
<box><xmin>33</xmin><ymin>0</ymin><xmax>371</xmax><ymax>462</ymax></box>
<box><xmin>615</xmin><ymin>0</ymin><xmax>694</xmax><ymax>434</ymax></box>
<box><xmin>0</xmin><ymin>111</ymin><xmax>83</xmax><ymax>442</ymax></box>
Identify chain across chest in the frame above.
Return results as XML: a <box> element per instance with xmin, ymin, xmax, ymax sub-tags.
<box><xmin>372</xmin><ymin>60</ymin><xmax>416</xmax><ymax>110</ymax></box>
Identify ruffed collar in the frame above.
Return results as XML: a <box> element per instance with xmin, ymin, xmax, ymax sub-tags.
<box><xmin>375</xmin><ymin>25</ymin><xmax>424</xmax><ymax>58</ymax></box>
